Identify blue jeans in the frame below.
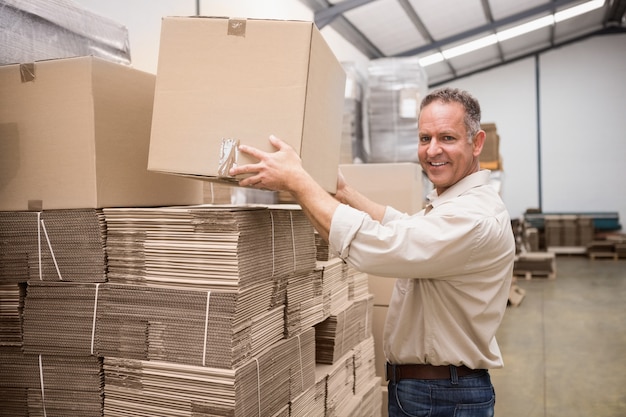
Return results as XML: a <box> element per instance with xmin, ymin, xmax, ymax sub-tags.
<box><xmin>388</xmin><ymin>368</ymin><xmax>495</xmax><ymax>417</ymax></box>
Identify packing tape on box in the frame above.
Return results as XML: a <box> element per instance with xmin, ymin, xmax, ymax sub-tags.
<box><xmin>20</xmin><ymin>63</ymin><xmax>35</xmax><ymax>83</ymax></box>
<box><xmin>227</xmin><ymin>18</ymin><xmax>246</xmax><ymax>37</ymax></box>
<box><xmin>217</xmin><ymin>138</ymin><xmax>239</xmax><ymax>178</ymax></box>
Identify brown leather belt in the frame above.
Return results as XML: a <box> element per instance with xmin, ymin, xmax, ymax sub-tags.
<box><xmin>386</xmin><ymin>363</ymin><xmax>483</xmax><ymax>381</ymax></box>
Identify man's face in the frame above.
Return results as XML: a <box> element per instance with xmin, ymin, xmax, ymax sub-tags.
<box><xmin>417</xmin><ymin>100</ymin><xmax>484</xmax><ymax>195</ymax></box>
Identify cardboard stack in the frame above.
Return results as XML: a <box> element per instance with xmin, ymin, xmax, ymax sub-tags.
<box><xmin>0</xmin><ymin>55</ymin><xmax>202</xmax><ymax>416</ymax></box>
<box><xmin>545</xmin><ymin>214</ymin><xmax>595</xmax><ymax>251</ymax></box>
<box><xmin>363</xmin><ymin>57</ymin><xmax>428</xmax><ymax>163</ymax></box>
<box><xmin>0</xmin><ymin>347</ymin><xmax>104</xmax><ymax>417</ymax></box>
<box><xmin>2</xmin><ymin>12</ymin><xmax>384</xmax><ymax>417</ymax></box>
<box><xmin>102</xmin><ymin>328</ymin><xmax>316</xmax><ymax>417</ymax></box>
<box><xmin>513</xmin><ymin>252</ymin><xmax>557</xmax><ymax>280</ymax></box>
<box><xmin>479</xmin><ymin>123</ymin><xmax>503</xmax><ymax>171</ymax></box>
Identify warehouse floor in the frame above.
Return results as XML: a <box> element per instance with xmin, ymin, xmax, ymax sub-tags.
<box><xmin>491</xmin><ymin>255</ymin><xmax>626</xmax><ymax>417</ymax></box>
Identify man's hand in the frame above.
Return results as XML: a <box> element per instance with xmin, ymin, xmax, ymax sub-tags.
<box><xmin>229</xmin><ymin>135</ymin><xmax>307</xmax><ymax>192</ymax></box>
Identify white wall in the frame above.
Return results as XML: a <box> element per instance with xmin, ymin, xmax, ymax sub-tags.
<box><xmin>74</xmin><ymin>0</ymin><xmax>626</xmax><ymax>227</ymax></box>
<box><xmin>442</xmin><ymin>34</ymin><xmax>626</xmax><ymax>225</ymax></box>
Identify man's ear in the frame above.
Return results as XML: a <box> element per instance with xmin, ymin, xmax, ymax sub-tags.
<box><xmin>472</xmin><ymin>130</ymin><xmax>486</xmax><ymax>157</ymax></box>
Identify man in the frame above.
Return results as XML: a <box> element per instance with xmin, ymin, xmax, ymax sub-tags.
<box><xmin>230</xmin><ymin>87</ymin><xmax>515</xmax><ymax>416</ymax></box>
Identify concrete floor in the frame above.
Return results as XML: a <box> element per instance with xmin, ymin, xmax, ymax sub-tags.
<box><xmin>491</xmin><ymin>256</ymin><xmax>626</xmax><ymax>417</ymax></box>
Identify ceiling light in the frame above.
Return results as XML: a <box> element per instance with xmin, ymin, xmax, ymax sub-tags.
<box><xmin>555</xmin><ymin>0</ymin><xmax>605</xmax><ymax>22</ymax></box>
<box><xmin>497</xmin><ymin>15</ymin><xmax>555</xmax><ymax>42</ymax></box>
<box><xmin>418</xmin><ymin>0</ymin><xmax>605</xmax><ymax>67</ymax></box>
<box><xmin>442</xmin><ymin>34</ymin><xmax>498</xmax><ymax>59</ymax></box>
<box><xmin>419</xmin><ymin>53</ymin><xmax>444</xmax><ymax>66</ymax></box>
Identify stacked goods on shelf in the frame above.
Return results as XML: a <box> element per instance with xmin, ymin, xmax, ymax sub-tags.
<box><xmin>341</xmin><ymin>62</ymin><xmax>366</xmax><ymax>163</ymax></box>
<box><xmin>0</xmin><ymin>0</ymin><xmax>130</xmax><ymax>66</ymax></box>
<box><xmin>363</xmin><ymin>56</ymin><xmax>428</xmax><ymax>163</ymax></box>
<box><xmin>544</xmin><ymin>215</ymin><xmax>595</xmax><ymax>252</ymax></box>
<box><xmin>479</xmin><ymin>123</ymin><xmax>503</xmax><ymax>171</ymax></box>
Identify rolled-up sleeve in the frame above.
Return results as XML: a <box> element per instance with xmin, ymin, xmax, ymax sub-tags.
<box><xmin>328</xmin><ymin>204</ymin><xmax>369</xmax><ymax>259</ymax></box>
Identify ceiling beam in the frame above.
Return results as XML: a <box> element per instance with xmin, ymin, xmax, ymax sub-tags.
<box><xmin>394</xmin><ymin>0</ymin><xmax>585</xmax><ymax>57</ymax></box>
<box><xmin>299</xmin><ymin>0</ymin><xmax>384</xmax><ymax>58</ymax></box>
<box><xmin>396</xmin><ymin>0</ymin><xmax>457</xmax><ymax>77</ymax></box>
<box><xmin>480</xmin><ymin>0</ymin><xmax>505</xmax><ymax>62</ymax></box>
<box><xmin>314</xmin><ymin>0</ymin><xmax>377</xmax><ymax>28</ymax></box>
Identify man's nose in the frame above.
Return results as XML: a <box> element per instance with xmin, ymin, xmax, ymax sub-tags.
<box><xmin>426</xmin><ymin>139</ymin><xmax>442</xmax><ymax>156</ymax></box>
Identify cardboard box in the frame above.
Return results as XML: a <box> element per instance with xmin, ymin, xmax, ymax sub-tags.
<box><xmin>340</xmin><ymin>162</ymin><xmax>425</xmax><ymax>306</ymax></box>
<box><xmin>339</xmin><ymin>162</ymin><xmax>424</xmax><ymax>214</ymax></box>
<box><xmin>0</xmin><ymin>56</ymin><xmax>203</xmax><ymax>211</ymax></box>
<box><xmin>148</xmin><ymin>16</ymin><xmax>346</xmax><ymax>193</ymax></box>
<box><xmin>480</xmin><ymin>123</ymin><xmax>500</xmax><ymax>164</ymax></box>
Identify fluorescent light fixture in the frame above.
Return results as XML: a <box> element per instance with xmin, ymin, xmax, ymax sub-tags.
<box><xmin>419</xmin><ymin>52</ymin><xmax>444</xmax><ymax>66</ymax></box>
<box><xmin>497</xmin><ymin>15</ymin><xmax>554</xmax><ymax>42</ymax></box>
<box><xmin>418</xmin><ymin>0</ymin><xmax>605</xmax><ymax>67</ymax></box>
<box><xmin>555</xmin><ymin>0</ymin><xmax>605</xmax><ymax>22</ymax></box>
<box><xmin>442</xmin><ymin>34</ymin><xmax>498</xmax><ymax>59</ymax></box>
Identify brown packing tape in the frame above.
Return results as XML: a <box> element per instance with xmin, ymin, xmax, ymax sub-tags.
<box><xmin>28</xmin><ymin>200</ymin><xmax>43</xmax><ymax>211</ymax></box>
<box><xmin>227</xmin><ymin>18</ymin><xmax>246</xmax><ymax>37</ymax></box>
<box><xmin>20</xmin><ymin>63</ymin><xmax>35</xmax><ymax>82</ymax></box>
<box><xmin>217</xmin><ymin>137</ymin><xmax>239</xmax><ymax>177</ymax></box>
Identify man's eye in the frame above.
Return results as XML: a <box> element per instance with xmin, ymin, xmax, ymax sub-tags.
<box><xmin>442</xmin><ymin>136</ymin><xmax>455</xmax><ymax>142</ymax></box>
<box><xmin>419</xmin><ymin>136</ymin><xmax>430</xmax><ymax>143</ymax></box>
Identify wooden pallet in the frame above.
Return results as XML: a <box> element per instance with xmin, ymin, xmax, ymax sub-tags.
<box><xmin>513</xmin><ymin>270</ymin><xmax>557</xmax><ymax>280</ymax></box>
<box><xmin>588</xmin><ymin>252</ymin><xmax>619</xmax><ymax>261</ymax></box>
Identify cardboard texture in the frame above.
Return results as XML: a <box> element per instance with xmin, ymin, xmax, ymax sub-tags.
<box><xmin>480</xmin><ymin>122</ymin><xmax>500</xmax><ymax>165</ymax></box>
<box><xmin>148</xmin><ymin>17</ymin><xmax>346</xmax><ymax>193</ymax></box>
<box><xmin>339</xmin><ymin>162</ymin><xmax>424</xmax><ymax>214</ymax></box>
<box><xmin>0</xmin><ymin>56</ymin><xmax>203</xmax><ymax>211</ymax></box>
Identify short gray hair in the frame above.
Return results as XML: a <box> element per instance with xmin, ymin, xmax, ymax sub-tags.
<box><xmin>419</xmin><ymin>87</ymin><xmax>481</xmax><ymax>142</ymax></box>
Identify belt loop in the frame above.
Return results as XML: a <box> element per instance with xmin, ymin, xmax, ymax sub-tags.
<box><xmin>450</xmin><ymin>365</ymin><xmax>459</xmax><ymax>385</ymax></box>
<box><xmin>386</xmin><ymin>362</ymin><xmax>396</xmax><ymax>383</ymax></box>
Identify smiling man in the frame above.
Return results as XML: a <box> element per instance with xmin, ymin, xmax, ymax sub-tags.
<box><xmin>230</xmin><ymin>87</ymin><xmax>515</xmax><ymax>417</ymax></box>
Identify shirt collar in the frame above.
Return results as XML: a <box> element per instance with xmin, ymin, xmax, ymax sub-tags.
<box><xmin>426</xmin><ymin>169</ymin><xmax>491</xmax><ymax>209</ymax></box>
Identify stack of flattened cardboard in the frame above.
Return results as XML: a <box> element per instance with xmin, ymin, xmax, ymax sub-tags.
<box><xmin>317</xmin><ymin>350</ymin><xmax>356</xmax><ymax>417</ymax></box>
<box><xmin>347</xmin><ymin>267</ymin><xmax>370</xmax><ymax>301</ymax></box>
<box><xmin>0</xmin><ymin>347</ymin><xmax>103</xmax><ymax>417</ymax></box>
<box><xmin>316</xmin><ymin>257</ymin><xmax>350</xmax><ymax>318</ymax></box>
<box><xmin>0</xmin><ymin>282</ymin><xmax>22</xmax><ymax>346</ymax></box>
<box><xmin>314</xmin><ymin>295</ymin><xmax>371</xmax><ymax>365</ymax></box>
<box><xmin>0</xmin><ymin>210</ymin><xmax>107</xmax><ymax>283</ymax></box>
<box><xmin>96</xmin><ymin>284</ymin><xmax>284</xmax><ymax>368</ymax></box>
<box><xmin>103</xmin><ymin>206</ymin><xmax>274</xmax><ymax>289</ymax></box>
<box><xmin>285</xmin><ymin>270</ymin><xmax>325</xmax><ymax>338</ymax></box>
<box><xmin>0</xmin><ymin>209</ymin><xmax>106</xmax><ymax>348</ymax></box>
<box><xmin>290</xmin><ymin>374</ymin><xmax>327</xmax><ymax>417</ymax></box>
<box><xmin>102</xmin><ymin>327</ymin><xmax>316</xmax><ymax>417</ymax></box>
<box><xmin>353</xmin><ymin>335</ymin><xmax>378</xmax><ymax>397</ymax></box>
<box><xmin>21</xmin><ymin>282</ymin><xmax>102</xmax><ymax>357</ymax></box>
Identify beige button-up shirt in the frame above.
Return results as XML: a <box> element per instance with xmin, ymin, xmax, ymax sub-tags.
<box><xmin>329</xmin><ymin>170</ymin><xmax>515</xmax><ymax>369</ymax></box>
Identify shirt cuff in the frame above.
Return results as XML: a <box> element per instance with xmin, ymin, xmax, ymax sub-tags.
<box><xmin>328</xmin><ymin>204</ymin><xmax>368</xmax><ymax>260</ymax></box>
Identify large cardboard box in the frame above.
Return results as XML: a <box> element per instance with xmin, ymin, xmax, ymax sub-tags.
<box><xmin>0</xmin><ymin>56</ymin><xmax>203</xmax><ymax>211</ymax></box>
<box><xmin>339</xmin><ymin>162</ymin><xmax>424</xmax><ymax>214</ymax></box>
<box><xmin>148</xmin><ymin>17</ymin><xmax>346</xmax><ymax>193</ymax></box>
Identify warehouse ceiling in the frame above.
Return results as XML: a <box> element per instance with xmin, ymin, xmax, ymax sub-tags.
<box><xmin>299</xmin><ymin>0</ymin><xmax>626</xmax><ymax>85</ymax></box>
